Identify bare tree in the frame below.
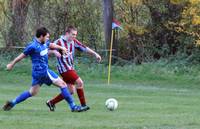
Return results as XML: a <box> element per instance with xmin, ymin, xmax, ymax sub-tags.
<box><xmin>7</xmin><ymin>0</ymin><xmax>30</xmax><ymax>47</ymax></box>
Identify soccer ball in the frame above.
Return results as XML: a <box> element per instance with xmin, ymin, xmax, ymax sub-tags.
<box><xmin>105</xmin><ymin>98</ymin><xmax>118</xmax><ymax>111</ymax></box>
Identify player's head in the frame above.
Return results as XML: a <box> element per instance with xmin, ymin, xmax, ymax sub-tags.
<box><xmin>36</xmin><ymin>27</ymin><xmax>50</xmax><ymax>44</ymax></box>
<box><xmin>65</xmin><ymin>26</ymin><xmax>77</xmax><ymax>40</ymax></box>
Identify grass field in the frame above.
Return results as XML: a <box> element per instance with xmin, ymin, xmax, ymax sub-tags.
<box><xmin>1</xmin><ymin>56</ymin><xmax>200</xmax><ymax>129</ymax></box>
<box><xmin>0</xmin><ymin>66</ymin><xmax>200</xmax><ymax>129</ymax></box>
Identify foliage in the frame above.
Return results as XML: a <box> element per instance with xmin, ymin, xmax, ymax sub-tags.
<box><xmin>163</xmin><ymin>0</ymin><xmax>200</xmax><ymax>63</ymax></box>
<box><xmin>0</xmin><ymin>0</ymin><xmax>200</xmax><ymax>64</ymax></box>
<box><xmin>0</xmin><ymin>0</ymin><xmax>11</xmax><ymax>47</ymax></box>
<box><xmin>115</xmin><ymin>0</ymin><xmax>151</xmax><ymax>35</ymax></box>
<box><xmin>66</xmin><ymin>0</ymin><xmax>103</xmax><ymax>49</ymax></box>
<box><xmin>0</xmin><ymin>0</ymin><xmax>103</xmax><ymax>50</ymax></box>
<box><xmin>112</xmin><ymin>0</ymin><xmax>200</xmax><ymax>64</ymax></box>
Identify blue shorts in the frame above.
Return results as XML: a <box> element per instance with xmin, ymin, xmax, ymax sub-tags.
<box><xmin>32</xmin><ymin>69</ymin><xmax>59</xmax><ymax>86</ymax></box>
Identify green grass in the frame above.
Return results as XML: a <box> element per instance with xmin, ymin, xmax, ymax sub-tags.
<box><xmin>1</xmin><ymin>65</ymin><xmax>200</xmax><ymax>129</ymax></box>
<box><xmin>1</xmin><ymin>53</ymin><xmax>200</xmax><ymax>129</ymax></box>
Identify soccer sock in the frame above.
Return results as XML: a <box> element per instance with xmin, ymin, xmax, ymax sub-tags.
<box><xmin>60</xmin><ymin>87</ymin><xmax>75</xmax><ymax>109</ymax></box>
<box><xmin>50</xmin><ymin>93</ymin><xmax>64</xmax><ymax>105</ymax></box>
<box><xmin>76</xmin><ymin>88</ymin><xmax>86</xmax><ymax>106</ymax></box>
<box><xmin>12</xmin><ymin>91</ymin><xmax>32</xmax><ymax>106</ymax></box>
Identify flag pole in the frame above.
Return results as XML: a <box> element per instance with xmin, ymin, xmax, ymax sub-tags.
<box><xmin>108</xmin><ymin>29</ymin><xmax>114</xmax><ymax>85</ymax></box>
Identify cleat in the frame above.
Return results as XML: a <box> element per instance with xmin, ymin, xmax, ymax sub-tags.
<box><xmin>2</xmin><ymin>101</ymin><xmax>14</xmax><ymax>111</ymax></box>
<box><xmin>46</xmin><ymin>100</ymin><xmax>56</xmax><ymax>111</ymax></box>
<box><xmin>71</xmin><ymin>105</ymin><xmax>85</xmax><ymax>112</ymax></box>
<box><xmin>82</xmin><ymin>105</ymin><xmax>90</xmax><ymax>111</ymax></box>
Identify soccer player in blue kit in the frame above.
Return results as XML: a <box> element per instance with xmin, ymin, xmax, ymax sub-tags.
<box><xmin>2</xmin><ymin>27</ymin><xmax>85</xmax><ymax>112</ymax></box>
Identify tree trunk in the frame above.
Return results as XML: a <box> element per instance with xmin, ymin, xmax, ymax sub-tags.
<box><xmin>103</xmin><ymin>0</ymin><xmax>113</xmax><ymax>51</ymax></box>
<box><xmin>7</xmin><ymin>0</ymin><xmax>30</xmax><ymax>47</ymax></box>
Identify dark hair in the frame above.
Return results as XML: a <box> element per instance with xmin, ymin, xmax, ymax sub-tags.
<box><xmin>65</xmin><ymin>25</ymin><xmax>77</xmax><ymax>33</ymax></box>
<box><xmin>36</xmin><ymin>27</ymin><xmax>49</xmax><ymax>38</ymax></box>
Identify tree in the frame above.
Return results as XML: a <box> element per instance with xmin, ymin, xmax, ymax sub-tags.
<box><xmin>114</xmin><ymin>0</ymin><xmax>152</xmax><ymax>63</ymax></box>
<box><xmin>7</xmin><ymin>0</ymin><xmax>30</xmax><ymax>47</ymax></box>
<box><xmin>103</xmin><ymin>0</ymin><xmax>113</xmax><ymax>50</ymax></box>
<box><xmin>165</xmin><ymin>0</ymin><xmax>200</xmax><ymax>58</ymax></box>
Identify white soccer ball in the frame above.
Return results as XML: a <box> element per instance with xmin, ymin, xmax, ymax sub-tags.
<box><xmin>105</xmin><ymin>98</ymin><xmax>118</xmax><ymax>111</ymax></box>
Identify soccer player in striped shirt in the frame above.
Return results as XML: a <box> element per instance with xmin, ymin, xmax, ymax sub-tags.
<box><xmin>3</xmin><ymin>27</ymin><xmax>85</xmax><ymax>112</ymax></box>
<box><xmin>46</xmin><ymin>26</ymin><xmax>101</xmax><ymax>111</ymax></box>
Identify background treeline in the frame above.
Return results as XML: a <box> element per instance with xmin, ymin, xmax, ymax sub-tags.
<box><xmin>0</xmin><ymin>0</ymin><xmax>200</xmax><ymax>65</ymax></box>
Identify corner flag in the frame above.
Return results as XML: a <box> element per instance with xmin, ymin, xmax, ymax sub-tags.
<box><xmin>108</xmin><ymin>19</ymin><xmax>122</xmax><ymax>85</ymax></box>
<box><xmin>112</xmin><ymin>19</ymin><xmax>122</xmax><ymax>30</ymax></box>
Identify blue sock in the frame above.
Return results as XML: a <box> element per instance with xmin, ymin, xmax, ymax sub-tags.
<box><xmin>60</xmin><ymin>87</ymin><xmax>75</xmax><ymax>109</ymax></box>
<box><xmin>12</xmin><ymin>91</ymin><xmax>32</xmax><ymax>106</ymax></box>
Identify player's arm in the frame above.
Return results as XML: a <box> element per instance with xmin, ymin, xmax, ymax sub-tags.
<box><xmin>48</xmin><ymin>50</ymin><xmax>61</xmax><ymax>58</ymax></box>
<box><xmin>49</xmin><ymin>43</ymin><xmax>67</xmax><ymax>55</ymax></box>
<box><xmin>74</xmin><ymin>39</ymin><xmax>101</xmax><ymax>63</ymax></box>
<box><xmin>7</xmin><ymin>53</ymin><xmax>26</xmax><ymax>71</ymax></box>
<box><xmin>85</xmin><ymin>47</ymin><xmax>102</xmax><ymax>63</ymax></box>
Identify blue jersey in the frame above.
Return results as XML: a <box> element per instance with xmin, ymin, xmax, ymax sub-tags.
<box><xmin>23</xmin><ymin>38</ymin><xmax>50</xmax><ymax>77</ymax></box>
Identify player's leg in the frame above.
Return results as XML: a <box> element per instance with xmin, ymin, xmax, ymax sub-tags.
<box><xmin>61</xmin><ymin>70</ymin><xmax>88</xmax><ymax>107</ymax></box>
<box><xmin>53</xmin><ymin>78</ymin><xmax>85</xmax><ymax>112</ymax></box>
<box><xmin>2</xmin><ymin>85</ymin><xmax>40</xmax><ymax>111</ymax></box>
<box><xmin>46</xmin><ymin>84</ymin><xmax>75</xmax><ymax>111</ymax></box>
<box><xmin>68</xmin><ymin>84</ymin><xmax>76</xmax><ymax>94</ymax></box>
<box><xmin>46</xmin><ymin>70</ymin><xmax>76</xmax><ymax>111</ymax></box>
<box><xmin>63</xmin><ymin>70</ymin><xmax>89</xmax><ymax>110</ymax></box>
<box><xmin>76</xmin><ymin>77</ymin><xmax>90</xmax><ymax>110</ymax></box>
<box><xmin>47</xmin><ymin>69</ymin><xmax>84</xmax><ymax>112</ymax></box>
<box><xmin>45</xmin><ymin>69</ymin><xmax>65</xmax><ymax>111</ymax></box>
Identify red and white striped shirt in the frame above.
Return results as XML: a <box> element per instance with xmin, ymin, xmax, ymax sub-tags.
<box><xmin>54</xmin><ymin>36</ymin><xmax>87</xmax><ymax>74</ymax></box>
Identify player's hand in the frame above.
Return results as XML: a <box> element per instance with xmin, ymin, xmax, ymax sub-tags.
<box><xmin>54</xmin><ymin>50</ymin><xmax>61</xmax><ymax>58</ymax></box>
<box><xmin>61</xmin><ymin>47</ymin><xmax>68</xmax><ymax>55</ymax></box>
<box><xmin>48</xmin><ymin>50</ymin><xmax>61</xmax><ymax>58</ymax></box>
<box><xmin>6</xmin><ymin>63</ymin><xmax>14</xmax><ymax>71</ymax></box>
<box><xmin>95</xmin><ymin>54</ymin><xmax>101</xmax><ymax>63</ymax></box>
